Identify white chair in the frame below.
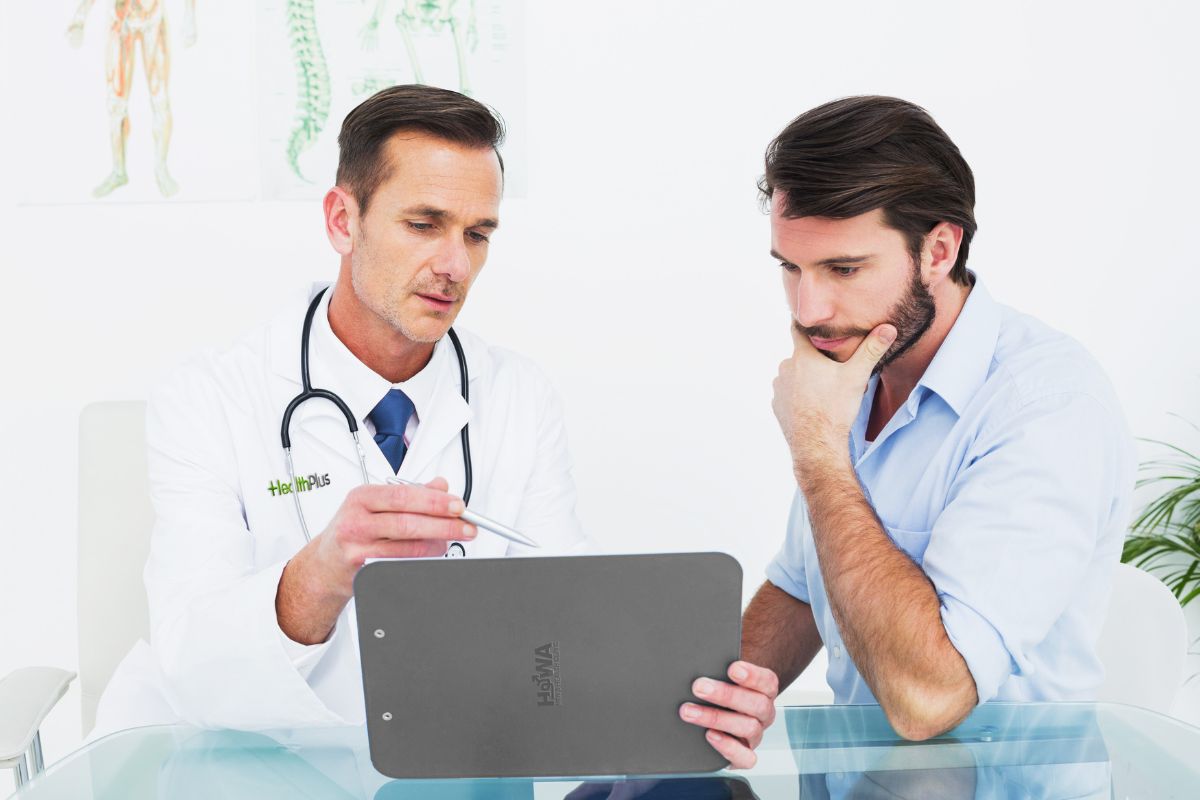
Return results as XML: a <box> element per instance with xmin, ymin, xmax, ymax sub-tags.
<box><xmin>1095</xmin><ymin>561</ymin><xmax>1188</xmax><ymax>713</ymax></box>
<box><xmin>0</xmin><ymin>402</ymin><xmax>153</xmax><ymax>789</ymax></box>
<box><xmin>0</xmin><ymin>668</ymin><xmax>75</xmax><ymax>785</ymax></box>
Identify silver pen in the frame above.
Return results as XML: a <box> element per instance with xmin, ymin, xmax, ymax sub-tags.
<box><xmin>385</xmin><ymin>477</ymin><xmax>540</xmax><ymax>549</ymax></box>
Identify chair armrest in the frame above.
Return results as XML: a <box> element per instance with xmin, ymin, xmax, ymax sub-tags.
<box><xmin>0</xmin><ymin>667</ymin><xmax>76</xmax><ymax>767</ymax></box>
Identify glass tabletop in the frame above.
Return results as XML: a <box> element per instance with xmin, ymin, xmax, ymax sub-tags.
<box><xmin>9</xmin><ymin>702</ymin><xmax>1200</xmax><ymax>799</ymax></box>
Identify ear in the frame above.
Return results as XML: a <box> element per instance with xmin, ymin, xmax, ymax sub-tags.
<box><xmin>922</xmin><ymin>221</ymin><xmax>964</xmax><ymax>286</ymax></box>
<box><xmin>324</xmin><ymin>186</ymin><xmax>358</xmax><ymax>257</ymax></box>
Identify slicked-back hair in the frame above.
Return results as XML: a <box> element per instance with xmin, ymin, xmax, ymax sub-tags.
<box><xmin>760</xmin><ymin>96</ymin><xmax>977</xmax><ymax>285</ymax></box>
<box><xmin>336</xmin><ymin>84</ymin><xmax>506</xmax><ymax>215</ymax></box>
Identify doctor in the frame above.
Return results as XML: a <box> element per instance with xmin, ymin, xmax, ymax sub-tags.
<box><xmin>95</xmin><ymin>84</ymin><xmax>595</xmax><ymax>733</ymax></box>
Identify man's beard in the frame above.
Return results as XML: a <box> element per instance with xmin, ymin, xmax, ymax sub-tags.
<box><xmin>795</xmin><ymin>263</ymin><xmax>936</xmax><ymax>374</ymax></box>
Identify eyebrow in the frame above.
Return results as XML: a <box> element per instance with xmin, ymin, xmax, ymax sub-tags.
<box><xmin>401</xmin><ymin>205</ymin><xmax>499</xmax><ymax>230</ymax></box>
<box><xmin>770</xmin><ymin>249</ymin><xmax>872</xmax><ymax>267</ymax></box>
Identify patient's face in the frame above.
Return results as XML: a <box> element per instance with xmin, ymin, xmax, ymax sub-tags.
<box><xmin>771</xmin><ymin>201</ymin><xmax>935</xmax><ymax>367</ymax></box>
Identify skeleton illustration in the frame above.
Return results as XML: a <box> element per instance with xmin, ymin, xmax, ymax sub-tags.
<box><xmin>285</xmin><ymin>0</ymin><xmax>331</xmax><ymax>182</ymax></box>
<box><xmin>351</xmin><ymin>75</ymin><xmax>396</xmax><ymax>97</ymax></box>
<box><xmin>360</xmin><ymin>0</ymin><xmax>478</xmax><ymax>95</ymax></box>
<box><xmin>66</xmin><ymin>0</ymin><xmax>197</xmax><ymax>198</ymax></box>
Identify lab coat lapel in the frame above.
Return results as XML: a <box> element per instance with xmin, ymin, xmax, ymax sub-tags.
<box><xmin>268</xmin><ymin>290</ymin><xmax>393</xmax><ymax>486</ymax></box>
<box><xmin>396</xmin><ymin>351</ymin><xmax>471</xmax><ymax>481</ymax></box>
<box><xmin>291</xmin><ymin>400</ymin><xmax>395</xmax><ymax>485</ymax></box>
<box><xmin>268</xmin><ymin>282</ymin><xmax>329</xmax><ymax>385</ymax></box>
<box><xmin>270</xmin><ymin>291</ymin><xmax>473</xmax><ymax>485</ymax></box>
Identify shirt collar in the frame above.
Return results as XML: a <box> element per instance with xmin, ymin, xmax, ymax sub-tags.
<box><xmin>915</xmin><ymin>274</ymin><xmax>1002</xmax><ymax>417</ymax></box>
<box><xmin>309</xmin><ymin>288</ymin><xmax>451</xmax><ymax>426</ymax></box>
<box><xmin>392</xmin><ymin>336</ymin><xmax>449</xmax><ymax>427</ymax></box>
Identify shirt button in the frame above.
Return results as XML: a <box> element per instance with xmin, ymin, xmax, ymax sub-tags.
<box><xmin>832</xmin><ymin>645</ymin><xmax>842</xmax><ymax>659</ymax></box>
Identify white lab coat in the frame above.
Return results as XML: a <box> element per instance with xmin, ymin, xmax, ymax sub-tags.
<box><xmin>95</xmin><ymin>284</ymin><xmax>592</xmax><ymax>735</ymax></box>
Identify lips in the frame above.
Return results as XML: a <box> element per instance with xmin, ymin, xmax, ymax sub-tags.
<box><xmin>417</xmin><ymin>293</ymin><xmax>456</xmax><ymax>311</ymax></box>
<box><xmin>809</xmin><ymin>336</ymin><xmax>849</xmax><ymax>350</ymax></box>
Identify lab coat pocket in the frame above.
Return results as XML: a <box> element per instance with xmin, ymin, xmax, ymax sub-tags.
<box><xmin>883</xmin><ymin>523</ymin><xmax>932</xmax><ymax>566</ymax></box>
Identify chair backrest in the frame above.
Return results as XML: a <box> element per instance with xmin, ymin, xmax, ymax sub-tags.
<box><xmin>1095</xmin><ymin>562</ymin><xmax>1188</xmax><ymax>713</ymax></box>
<box><xmin>77</xmin><ymin>402</ymin><xmax>154</xmax><ymax>736</ymax></box>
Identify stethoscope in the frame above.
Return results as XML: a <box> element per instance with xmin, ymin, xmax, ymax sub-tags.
<box><xmin>280</xmin><ymin>287</ymin><xmax>473</xmax><ymax>542</ymax></box>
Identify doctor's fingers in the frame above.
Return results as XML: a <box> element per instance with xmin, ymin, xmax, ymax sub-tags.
<box><xmin>703</xmin><ymin>729</ymin><xmax>758</xmax><ymax>770</ymax></box>
<box><xmin>366</xmin><ymin>509</ymin><xmax>477</xmax><ymax>544</ymax></box>
<box><xmin>727</xmin><ymin>662</ymin><xmax>779</xmax><ymax>706</ymax></box>
<box><xmin>692</xmin><ymin>676</ymin><xmax>776</xmax><ymax>728</ymax></box>
<box><xmin>332</xmin><ymin>507</ymin><xmax>472</xmax><ymax>551</ymax></box>
<box><xmin>359</xmin><ymin>538</ymin><xmax>451</xmax><ymax>560</ymax></box>
<box><xmin>350</xmin><ymin>483</ymin><xmax>465</xmax><ymax>517</ymax></box>
<box><xmin>679</xmin><ymin>702</ymin><xmax>765</xmax><ymax>748</ymax></box>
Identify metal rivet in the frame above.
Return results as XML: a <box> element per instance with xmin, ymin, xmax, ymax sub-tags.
<box><xmin>374</xmin><ymin>629</ymin><xmax>385</xmax><ymax>638</ymax></box>
<box><xmin>382</xmin><ymin>712</ymin><xmax>393</xmax><ymax>721</ymax></box>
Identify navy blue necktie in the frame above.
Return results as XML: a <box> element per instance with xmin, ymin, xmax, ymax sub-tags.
<box><xmin>369</xmin><ymin>389</ymin><xmax>415</xmax><ymax>473</ymax></box>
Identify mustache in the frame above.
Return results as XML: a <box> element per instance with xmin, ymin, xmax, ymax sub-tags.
<box><xmin>793</xmin><ymin>321</ymin><xmax>871</xmax><ymax>341</ymax></box>
<box><xmin>410</xmin><ymin>280</ymin><xmax>465</xmax><ymax>302</ymax></box>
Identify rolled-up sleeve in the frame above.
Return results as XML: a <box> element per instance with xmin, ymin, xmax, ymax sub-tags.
<box><xmin>923</xmin><ymin>391</ymin><xmax>1127</xmax><ymax>704</ymax></box>
<box><xmin>766</xmin><ymin>491</ymin><xmax>812</xmax><ymax>604</ymax></box>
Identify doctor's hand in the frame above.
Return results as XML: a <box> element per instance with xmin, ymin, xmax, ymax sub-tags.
<box><xmin>679</xmin><ymin>660</ymin><xmax>779</xmax><ymax>769</ymax></box>
<box><xmin>314</xmin><ymin>477</ymin><xmax>475</xmax><ymax>589</ymax></box>
<box><xmin>773</xmin><ymin>323</ymin><xmax>896</xmax><ymax>475</ymax></box>
<box><xmin>276</xmin><ymin>478</ymin><xmax>474</xmax><ymax>645</ymax></box>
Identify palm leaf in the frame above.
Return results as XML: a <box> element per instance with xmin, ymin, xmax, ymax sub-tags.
<box><xmin>1122</xmin><ymin>433</ymin><xmax>1200</xmax><ymax>607</ymax></box>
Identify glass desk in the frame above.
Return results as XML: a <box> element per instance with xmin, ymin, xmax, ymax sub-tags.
<box><xmin>9</xmin><ymin>703</ymin><xmax>1200</xmax><ymax>799</ymax></box>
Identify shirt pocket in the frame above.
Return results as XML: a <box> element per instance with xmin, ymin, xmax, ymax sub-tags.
<box><xmin>882</xmin><ymin>523</ymin><xmax>933</xmax><ymax>566</ymax></box>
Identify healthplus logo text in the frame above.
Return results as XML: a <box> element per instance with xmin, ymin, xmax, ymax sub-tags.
<box><xmin>267</xmin><ymin>473</ymin><xmax>332</xmax><ymax>497</ymax></box>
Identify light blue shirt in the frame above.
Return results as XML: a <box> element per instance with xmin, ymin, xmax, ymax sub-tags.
<box><xmin>766</xmin><ymin>278</ymin><xmax>1136</xmax><ymax>705</ymax></box>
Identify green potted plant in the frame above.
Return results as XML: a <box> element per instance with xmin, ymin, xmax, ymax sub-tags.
<box><xmin>1123</xmin><ymin>431</ymin><xmax>1200</xmax><ymax>606</ymax></box>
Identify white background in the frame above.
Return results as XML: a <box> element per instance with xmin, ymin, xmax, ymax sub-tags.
<box><xmin>2</xmin><ymin>0</ymin><xmax>1200</xmax><ymax>790</ymax></box>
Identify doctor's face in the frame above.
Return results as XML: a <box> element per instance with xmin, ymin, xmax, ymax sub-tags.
<box><xmin>347</xmin><ymin>132</ymin><xmax>502</xmax><ymax>343</ymax></box>
<box><xmin>772</xmin><ymin>201</ymin><xmax>935</xmax><ymax>368</ymax></box>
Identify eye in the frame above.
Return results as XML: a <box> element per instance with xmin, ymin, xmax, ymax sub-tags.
<box><xmin>407</xmin><ymin>221</ymin><xmax>434</xmax><ymax>232</ymax></box>
<box><xmin>466</xmin><ymin>230</ymin><xmax>491</xmax><ymax>244</ymax></box>
<box><xmin>779</xmin><ymin>261</ymin><xmax>799</xmax><ymax>272</ymax></box>
<box><xmin>832</xmin><ymin>266</ymin><xmax>859</xmax><ymax>277</ymax></box>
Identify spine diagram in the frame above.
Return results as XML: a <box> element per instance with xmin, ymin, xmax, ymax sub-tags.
<box><xmin>286</xmin><ymin>0</ymin><xmax>331</xmax><ymax>181</ymax></box>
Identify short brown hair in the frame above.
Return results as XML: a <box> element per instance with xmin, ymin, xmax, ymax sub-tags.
<box><xmin>336</xmin><ymin>84</ymin><xmax>506</xmax><ymax>214</ymax></box>
<box><xmin>760</xmin><ymin>96</ymin><xmax>977</xmax><ymax>285</ymax></box>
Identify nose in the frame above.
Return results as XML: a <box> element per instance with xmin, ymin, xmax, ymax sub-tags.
<box><xmin>790</xmin><ymin>271</ymin><xmax>836</xmax><ymax>329</ymax></box>
<box><xmin>432</xmin><ymin>235</ymin><xmax>472</xmax><ymax>283</ymax></box>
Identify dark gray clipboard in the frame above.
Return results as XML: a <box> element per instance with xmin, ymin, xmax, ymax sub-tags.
<box><xmin>354</xmin><ymin>552</ymin><xmax>743</xmax><ymax>779</ymax></box>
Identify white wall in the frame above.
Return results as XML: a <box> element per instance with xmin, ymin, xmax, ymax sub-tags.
<box><xmin>3</xmin><ymin>0</ymin><xmax>1200</xmax><ymax>789</ymax></box>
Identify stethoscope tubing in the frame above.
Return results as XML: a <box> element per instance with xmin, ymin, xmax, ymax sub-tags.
<box><xmin>281</xmin><ymin>287</ymin><xmax>473</xmax><ymax>541</ymax></box>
